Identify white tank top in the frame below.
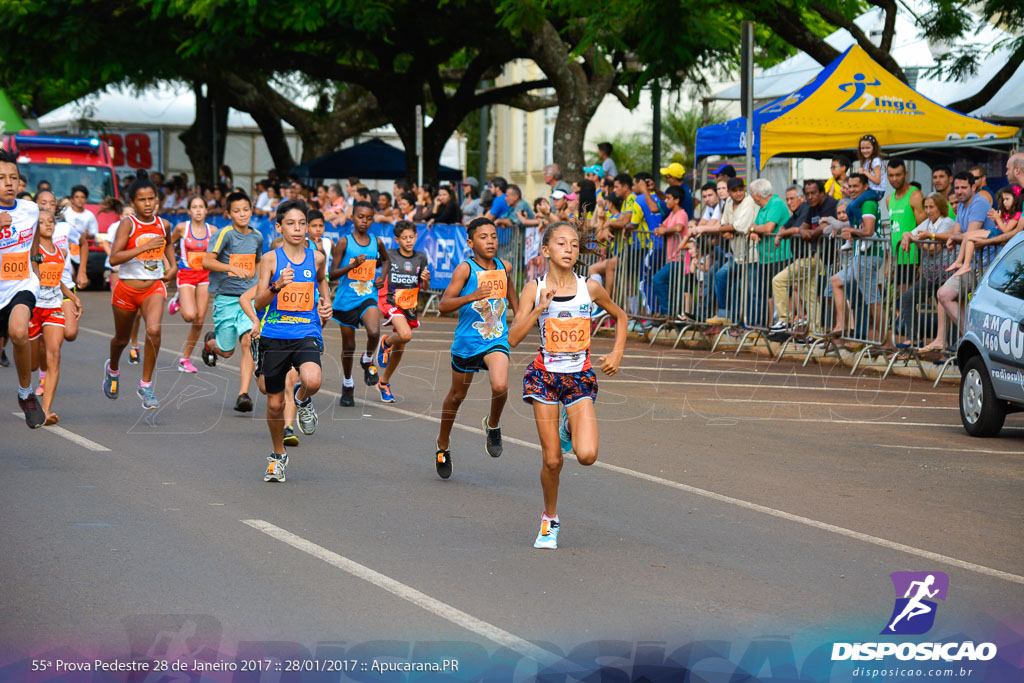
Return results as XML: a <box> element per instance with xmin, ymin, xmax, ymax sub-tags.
<box><xmin>534</xmin><ymin>273</ymin><xmax>592</xmax><ymax>373</ymax></box>
<box><xmin>118</xmin><ymin>215</ymin><xmax>166</xmax><ymax>281</ymax></box>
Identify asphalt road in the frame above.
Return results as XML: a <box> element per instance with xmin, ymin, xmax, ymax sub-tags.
<box><xmin>2</xmin><ymin>290</ymin><xmax>1021</xmax><ymax>680</ymax></box>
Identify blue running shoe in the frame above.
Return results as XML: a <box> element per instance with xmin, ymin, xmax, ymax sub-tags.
<box><xmin>103</xmin><ymin>361</ymin><xmax>119</xmax><ymax>400</ymax></box>
<box><xmin>533</xmin><ymin>517</ymin><xmax>560</xmax><ymax>549</ymax></box>
<box><xmin>377</xmin><ymin>380</ymin><xmax>395</xmax><ymax>403</ymax></box>
<box><xmin>377</xmin><ymin>340</ymin><xmax>392</xmax><ymax>368</ymax></box>
<box><xmin>558</xmin><ymin>403</ymin><xmax>572</xmax><ymax>455</ymax></box>
<box><xmin>137</xmin><ymin>382</ymin><xmax>159</xmax><ymax>410</ymax></box>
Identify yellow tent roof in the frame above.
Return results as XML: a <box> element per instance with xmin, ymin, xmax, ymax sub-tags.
<box><xmin>760</xmin><ymin>44</ymin><xmax>1019</xmax><ymax>162</ymax></box>
<box><xmin>696</xmin><ymin>44</ymin><xmax>1019</xmax><ymax>168</ymax></box>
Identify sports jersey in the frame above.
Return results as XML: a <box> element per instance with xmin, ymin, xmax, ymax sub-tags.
<box><xmin>260</xmin><ymin>246</ymin><xmax>321</xmax><ymax>341</ymax></box>
<box><xmin>52</xmin><ymin>220</ymin><xmax>81</xmax><ymax>288</ymax></box>
<box><xmin>534</xmin><ymin>273</ymin><xmax>591</xmax><ymax>373</ymax></box>
<box><xmin>118</xmin><ymin>215</ymin><xmax>167</xmax><ymax>281</ymax></box>
<box><xmin>381</xmin><ymin>248</ymin><xmax>428</xmax><ymax>319</ymax></box>
<box><xmin>64</xmin><ymin>207</ymin><xmax>98</xmax><ymax>256</ymax></box>
<box><xmin>332</xmin><ymin>233</ymin><xmax>380</xmax><ymax>311</ymax></box>
<box><xmin>208</xmin><ymin>225</ymin><xmax>263</xmax><ymax>297</ymax></box>
<box><xmin>35</xmin><ymin>242</ymin><xmax>66</xmax><ymax>309</ymax></box>
<box><xmin>177</xmin><ymin>221</ymin><xmax>214</xmax><ymax>271</ymax></box>
<box><xmin>0</xmin><ymin>198</ymin><xmax>41</xmax><ymax>309</ymax></box>
<box><xmin>451</xmin><ymin>259</ymin><xmax>509</xmax><ymax>358</ymax></box>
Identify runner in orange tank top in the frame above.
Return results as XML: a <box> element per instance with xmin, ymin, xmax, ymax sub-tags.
<box><xmin>102</xmin><ymin>170</ymin><xmax>176</xmax><ymax>410</ymax></box>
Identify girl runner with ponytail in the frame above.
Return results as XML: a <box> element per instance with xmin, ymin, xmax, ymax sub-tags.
<box><xmin>168</xmin><ymin>195</ymin><xmax>215</xmax><ymax>372</ymax></box>
<box><xmin>103</xmin><ymin>170</ymin><xmax>176</xmax><ymax>409</ymax></box>
<box><xmin>509</xmin><ymin>219</ymin><xmax>627</xmax><ymax>550</ymax></box>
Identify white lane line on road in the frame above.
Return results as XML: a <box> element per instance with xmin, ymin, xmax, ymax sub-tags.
<box><xmin>10</xmin><ymin>412</ymin><xmax>110</xmax><ymax>451</ymax></box>
<box><xmin>601</xmin><ymin>378</ymin><xmax>950</xmax><ymax>397</ymax></box>
<box><xmin>242</xmin><ymin>519</ymin><xmax>560</xmax><ymax>667</ymax></box>
<box><xmin>875</xmin><ymin>443</ymin><xmax>1024</xmax><ymax>455</ymax></box>
<box><xmin>78</xmin><ymin>325</ymin><xmax>1022</xmax><ymax>582</ymax></box>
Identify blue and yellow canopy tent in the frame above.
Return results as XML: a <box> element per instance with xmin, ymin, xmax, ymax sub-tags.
<box><xmin>695</xmin><ymin>45</ymin><xmax>1020</xmax><ymax>170</ymax></box>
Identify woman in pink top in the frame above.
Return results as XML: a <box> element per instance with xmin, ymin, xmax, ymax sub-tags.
<box><xmin>651</xmin><ymin>186</ymin><xmax>691</xmax><ymax>318</ymax></box>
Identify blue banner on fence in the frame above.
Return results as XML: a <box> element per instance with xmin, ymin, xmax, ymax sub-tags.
<box><xmin>325</xmin><ymin>222</ymin><xmax>470</xmax><ymax>292</ymax></box>
<box><xmin>158</xmin><ymin>216</ymin><xmax>470</xmax><ymax>292</ymax></box>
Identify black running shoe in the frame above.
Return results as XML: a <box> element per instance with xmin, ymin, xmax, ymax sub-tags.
<box><xmin>360</xmin><ymin>357</ymin><xmax>378</xmax><ymax>386</ymax></box>
<box><xmin>339</xmin><ymin>385</ymin><xmax>355</xmax><ymax>407</ymax></box>
<box><xmin>234</xmin><ymin>392</ymin><xmax>254</xmax><ymax>412</ymax></box>
<box><xmin>482</xmin><ymin>415</ymin><xmax>502</xmax><ymax>457</ymax></box>
<box><xmin>201</xmin><ymin>331</ymin><xmax>217</xmax><ymax>367</ymax></box>
<box><xmin>0</xmin><ymin>349</ymin><xmax>9</xmax><ymax>367</ymax></box>
<box><xmin>19</xmin><ymin>393</ymin><xmax>45</xmax><ymax>429</ymax></box>
<box><xmin>435</xmin><ymin>445</ymin><xmax>453</xmax><ymax>479</ymax></box>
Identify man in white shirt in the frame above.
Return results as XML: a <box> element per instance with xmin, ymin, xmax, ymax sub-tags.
<box><xmin>696</xmin><ymin>182</ymin><xmax>721</xmax><ymax>228</ymax></box>
<box><xmin>64</xmin><ymin>185</ymin><xmax>98</xmax><ymax>275</ymax></box>
<box><xmin>0</xmin><ymin>150</ymin><xmax>45</xmax><ymax>427</ymax></box>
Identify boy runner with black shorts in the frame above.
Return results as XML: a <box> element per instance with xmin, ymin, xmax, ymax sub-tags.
<box><xmin>0</xmin><ymin>148</ymin><xmax>45</xmax><ymax>427</ymax></box>
<box><xmin>329</xmin><ymin>201</ymin><xmax>389</xmax><ymax>406</ymax></box>
<box><xmin>252</xmin><ymin>200</ymin><xmax>332</xmax><ymax>482</ymax></box>
<box><xmin>375</xmin><ymin>220</ymin><xmax>429</xmax><ymax>402</ymax></box>
<box><xmin>434</xmin><ymin>216</ymin><xmax>518</xmax><ymax>478</ymax></box>
<box><xmin>201</xmin><ymin>191</ymin><xmax>263</xmax><ymax>412</ymax></box>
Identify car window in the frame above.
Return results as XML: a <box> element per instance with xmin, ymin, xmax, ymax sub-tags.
<box><xmin>987</xmin><ymin>242</ymin><xmax>1024</xmax><ymax>301</ymax></box>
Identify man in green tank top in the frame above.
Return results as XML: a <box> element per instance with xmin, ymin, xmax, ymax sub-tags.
<box><xmin>886</xmin><ymin>159</ymin><xmax>926</xmax><ymax>345</ymax></box>
<box><xmin>887</xmin><ymin>159</ymin><xmax>925</xmax><ymax>270</ymax></box>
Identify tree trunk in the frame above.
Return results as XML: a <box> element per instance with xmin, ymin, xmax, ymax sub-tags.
<box><xmin>180</xmin><ymin>82</ymin><xmax>229</xmax><ymax>187</ymax></box>
<box><xmin>215</xmin><ymin>72</ymin><xmax>385</xmax><ymax>168</ymax></box>
<box><xmin>527</xmin><ymin>21</ymin><xmax>617</xmax><ymax>180</ymax></box>
<box><xmin>247</xmin><ymin>108</ymin><xmax>295</xmax><ymax>174</ymax></box>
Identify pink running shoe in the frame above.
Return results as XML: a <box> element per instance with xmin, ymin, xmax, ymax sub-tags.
<box><xmin>177</xmin><ymin>358</ymin><xmax>198</xmax><ymax>373</ymax></box>
<box><xmin>168</xmin><ymin>292</ymin><xmax>180</xmax><ymax>315</ymax></box>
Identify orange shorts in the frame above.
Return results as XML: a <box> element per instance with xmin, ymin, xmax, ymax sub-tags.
<box><xmin>29</xmin><ymin>307</ymin><xmax>65</xmax><ymax>340</ymax></box>
<box><xmin>111</xmin><ymin>280</ymin><xmax>167</xmax><ymax>312</ymax></box>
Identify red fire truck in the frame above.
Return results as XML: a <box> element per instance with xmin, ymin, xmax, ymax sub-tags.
<box><xmin>2</xmin><ymin>131</ymin><xmax>120</xmax><ymax>287</ymax></box>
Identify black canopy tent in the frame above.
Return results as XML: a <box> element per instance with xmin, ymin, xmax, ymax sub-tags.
<box><xmin>291</xmin><ymin>138</ymin><xmax>462</xmax><ymax>182</ymax></box>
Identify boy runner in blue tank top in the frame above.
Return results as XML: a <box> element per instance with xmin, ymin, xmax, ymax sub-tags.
<box><xmin>252</xmin><ymin>200</ymin><xmax>333</xmax><ymax>483</ymax></box>
<box><xmin>329</xmin><ymin>201</ymin><xmax>389</xmax><ymax>407</ymax></box>
<box><xmin>434</xmin><ymin>216</ymin><xmax>519</xmax><ymax>478</ymax></box>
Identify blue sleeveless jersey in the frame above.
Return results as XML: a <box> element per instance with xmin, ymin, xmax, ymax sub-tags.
<box><xmin>332</xmin><ymin>234</ymin><xmax>379</xmax><ymax>311</ymax></box>
<box><xmin>451</xmin><ymin>259</ymin><xmax>509</xmax><ymax>358</ymax></box>
<box><xmin>261</xmin><ymin>246</ymin><xmax>321</xmax><ymax>341</ymax></box>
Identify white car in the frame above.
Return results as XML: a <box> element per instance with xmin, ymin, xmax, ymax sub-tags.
<box><xmin>956</xmin><ymin>231</ymin><xmax>1024</xmax><ymax>436</ymax></box>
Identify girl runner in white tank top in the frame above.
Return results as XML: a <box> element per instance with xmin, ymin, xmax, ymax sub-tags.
<box><xmin>509</xmin><ymin>220</ymin><xmax>628</xmax><ymax>550</ymax></box>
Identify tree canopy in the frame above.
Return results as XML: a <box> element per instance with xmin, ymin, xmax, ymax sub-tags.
<box><xmin>1</xmin><ymin>0</ymin><xmax>1015</xmax><ymax>184</ymax></box>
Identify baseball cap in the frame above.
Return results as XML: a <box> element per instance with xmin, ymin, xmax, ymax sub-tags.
<box><xmin>551</xmin><ymin>190</ymin><xmax>568</xmax><ymax>199</ymax></box>
<box><xmin>462</xmin><ymin>177</ymin><xmax>479</xmax><ymax>187</ymax></box>
<box><xmin>714</xmin><ymin>164</ymin><xmax>737</xmax><ymax>177</ymax></box>
<box><xmin>726</xmin><ymin>177</ymin><xmax>745</xmax><ymax>190</ymax></box>
<box><xmin>583</xmin><ymin>165</ymin><xmax>605</xmax><ymax>178</ymax></box>
<box><xmin>565</xmin><ymin>192</ymin><xmax>578</xmax><ymax>200</ymax></box>
<box><xmin>660</xmin><ymin>162</ymin><xmax>685</xmax><ymax>178</ymax></box>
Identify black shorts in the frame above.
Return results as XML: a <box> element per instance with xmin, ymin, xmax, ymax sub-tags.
<box><xmin>451</xmin><ymin>345</ymin><xmax>509</xmax><ymax>374</ymax></box>
<box><xmin>332</xmin><ymin>300</ymin><xmax>377</xmax><ymax>329</ymax></box>
<box><xmin>0</xmin><ymin>291</ymin><xmax>37</xmax><ymax>339</ymax></box>
<box><xmin>257</xmin><ymin>336</ymin><xmax>323</xmax><ymax>394</ymax></box>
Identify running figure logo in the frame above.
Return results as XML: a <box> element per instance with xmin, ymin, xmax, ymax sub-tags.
<box><xmin>837</xmin><ymin>73</ymin><xmax>882</xmax><ymax>112</ymax></box>
<box><xmin>881</xmin><ymin>571</ymin><xmax>949</xmax><ymax>635</ymax></box>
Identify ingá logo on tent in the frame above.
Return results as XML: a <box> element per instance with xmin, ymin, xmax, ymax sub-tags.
<box><xmin>837</xmin><ymin>73</ymin><xmax>923</xmax><ymax>115</ymax></box>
